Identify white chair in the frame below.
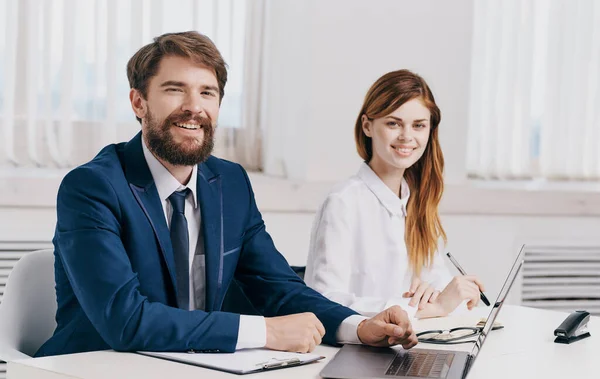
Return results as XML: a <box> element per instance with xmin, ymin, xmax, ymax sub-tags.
<box><xmin>0</xmin><ymin>249</ymin><xmax>57</xmax><ymax>361</ymax></box>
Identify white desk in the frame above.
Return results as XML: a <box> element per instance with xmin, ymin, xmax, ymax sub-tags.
<box><xmin>8</xmin><ymin>305</ymin><xmax>599</xmax><ymax>379</ymax></box>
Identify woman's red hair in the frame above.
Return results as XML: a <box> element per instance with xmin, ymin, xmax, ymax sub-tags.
<box><xmin>354</xmin><ymin>70</ymin><xmax>446</xmax><ymax>275</ymax></box>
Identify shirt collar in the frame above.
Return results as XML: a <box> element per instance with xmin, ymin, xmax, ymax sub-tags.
<box><xmin>357</xmin><ymin>162</ymin><xmax>410</xmax><ymax>217</ymax></box>
<box><xmin>142</xmin><ymin>138</ymin><xmax>198</xmax><ymax>209</ymax></box>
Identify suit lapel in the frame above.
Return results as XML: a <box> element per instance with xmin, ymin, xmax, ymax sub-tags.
<box><xmin>123</xmin><ymin>133</ymin><xmax>178</xmax><ymax>299</ymax></box>
<box><xmin>197</xmin><ymin>161</ymin><xmax>223</xmax><ymax>312</ymax></box>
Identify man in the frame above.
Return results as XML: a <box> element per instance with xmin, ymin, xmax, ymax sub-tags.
<box><xmin>36</xmin><ymin>31</ymin><xmax>417</xmax><ymax>357</ymax></box>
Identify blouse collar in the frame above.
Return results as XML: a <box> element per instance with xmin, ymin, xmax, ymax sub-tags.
<box><xmin>357</xmin><ymin>162</ymin><xmax>410</xmax><ymax>217</ymax></box>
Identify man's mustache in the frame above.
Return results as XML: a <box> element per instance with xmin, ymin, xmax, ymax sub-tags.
<box><xmin>164</xmin><ymin>112</ymin><xmax>212</xmax><ymax>128</ymax></box>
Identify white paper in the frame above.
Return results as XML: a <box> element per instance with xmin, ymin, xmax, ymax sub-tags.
<box><xmin>138</xmin><ymin>348</ymin><xmax>324</xmax><ymax>374</ymax></box>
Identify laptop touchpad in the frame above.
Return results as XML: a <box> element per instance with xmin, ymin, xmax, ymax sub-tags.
<box><xmin>321</xmin><ymin>345</ymin><xmax>398</xmax><ymax>378</ymax></box>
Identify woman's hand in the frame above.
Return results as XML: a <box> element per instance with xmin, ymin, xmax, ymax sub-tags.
<box><xmin>435</xmin><ymin>275</ymin><xmax>485</xmax><ymax>315</ymax></box>
<box><xmin>402</xmin><ymin>277</ymin><xmax>440</xmax><ymax>310</ymax></box>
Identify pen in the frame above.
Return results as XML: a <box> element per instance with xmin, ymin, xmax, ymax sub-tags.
<box><xmin>259</xmin><ymin>358</ymin><xmax>301</xmax><ymax>369</ymax></box>
<box><xmin>445</xmin><ymin>252</ymin><xmax>491</xmax><ymax>306</ymax></box>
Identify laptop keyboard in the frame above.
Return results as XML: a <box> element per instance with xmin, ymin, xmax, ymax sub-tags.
<box><xmin>385</xmin><ymin>351</ymin><xmax>455</xmax><ymax>378</ymax></box>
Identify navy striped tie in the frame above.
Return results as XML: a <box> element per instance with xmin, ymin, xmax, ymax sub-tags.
<box><xmin>168</xmin><ymin>188</ymin><xmax>191</xmax><ymax>310</ymax></box>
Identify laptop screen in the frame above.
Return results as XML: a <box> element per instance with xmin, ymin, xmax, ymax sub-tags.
<box><xmin>469</xmin><ymin>245</ymin><xmax>525</xmax><ymax>359</ymax></box>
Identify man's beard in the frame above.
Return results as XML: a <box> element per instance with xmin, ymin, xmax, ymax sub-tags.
<box><xmin>144</xmin><ymin>108</ymin><xmax>215</xmax><ymax>166</ymax></box>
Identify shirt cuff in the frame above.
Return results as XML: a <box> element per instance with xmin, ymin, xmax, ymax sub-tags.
<box><xmin>336</xmin><ymin>314</ymin><xmax>368</xmax><ymax>344</ymax></box>
<box><xmin>236</xmin><ymin>315</ymin><xmax>267</xmax><ymax>350</ymax></box>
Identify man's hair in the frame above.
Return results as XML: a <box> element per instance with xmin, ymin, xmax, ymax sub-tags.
<box><xmin>127</xmin><ymin>31</ymin><xmax>228</xmax><ymax>123</ymax></box>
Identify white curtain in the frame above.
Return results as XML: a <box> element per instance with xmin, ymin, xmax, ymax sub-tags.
<box><xmin>467</xmin><ymin>0</ymin><xmax>600</xmax><ymax>180</ymax></box>
<box><xmin>236</xmin><ymin>0</ymin><xmax>266</xmax><ymax>171</ymax></box>
<box><xmin>0</xmin><ymin>0</ymin><xmax>257</xmax><ymax>170</ymax></box>
<box><xmin>212</xmin><ymin>0</ymin><xmax>265</xmax><ymax>171</ymax></box>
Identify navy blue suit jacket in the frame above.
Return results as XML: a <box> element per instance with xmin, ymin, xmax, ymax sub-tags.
<box><xmin>36</xmin><ymin>133</ymin><xmax>356</xmax><ymax>356</ymax></box>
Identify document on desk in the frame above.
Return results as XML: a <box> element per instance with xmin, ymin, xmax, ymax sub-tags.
<box><xmin>138</xmin><ymin>349</ymin><xmax>324</xmax><ymax>374</ymax></box>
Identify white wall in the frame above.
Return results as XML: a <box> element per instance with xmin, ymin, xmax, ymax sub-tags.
<box><xmin>262</xmin><ymin>0</ymin><xmax>473</xmax><ymax>182</ymax></box>
<box><xmin>2</xmin><ymin>0</ymin><xmax>600</xmax><ymax>309</ymax></box>
<box><xmin>254</xmin><ymin>0</ymin><xmax>600</xmax><ymax>306</ymax></box>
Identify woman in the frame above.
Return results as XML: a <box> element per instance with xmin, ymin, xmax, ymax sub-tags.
<box><xmin>305</xmin><ymin>70</ymin><xmax>484</xmax><ymax>319</ymax></box>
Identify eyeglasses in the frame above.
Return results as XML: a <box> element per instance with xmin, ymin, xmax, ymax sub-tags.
<box><xmin>416</xmin><ymin>327</ymin><xmax>480</xmax><ymax>345</ymax></box>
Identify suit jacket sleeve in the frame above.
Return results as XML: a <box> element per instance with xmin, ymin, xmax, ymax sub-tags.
<box><xmin>232</xmin><ymin>165</ymin><xmax>358</xmax><ymax>345</ymax></box>
<box><xmin>55</xmin><ymin>167</ymin><xmax>240</xmax><ymax>353</ymax></box>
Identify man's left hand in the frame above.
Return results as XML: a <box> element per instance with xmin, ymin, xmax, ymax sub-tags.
<box><xmin>356</xmin><ymin>306</ymin><xmax>418</xmax><ymax>349</ymax></box>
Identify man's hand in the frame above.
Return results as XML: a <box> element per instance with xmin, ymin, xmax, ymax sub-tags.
<box><xmin>265</xmin><ymin>313</ymin><xmax>325</xmax><ymax>353</ymax></box>
<box><xmin>356</xmin><ymin>306</ymin><xmax>418</xmax><ymax>349</ymax></box>
<box><xmin>402</xmin><ymin>277</ymin><xmax>440</xmax><ymax>310</ymax></box>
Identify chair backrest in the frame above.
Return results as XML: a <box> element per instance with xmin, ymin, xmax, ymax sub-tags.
<box><xmin>0</xmin><ymin>249</ymin><xmax>57</xmax><ymax>361</ymax></box>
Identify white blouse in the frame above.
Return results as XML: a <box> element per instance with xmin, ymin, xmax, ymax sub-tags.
<box><xmin>305</xmin><ymin>163</ymin><xmax>453</xmax><ymax>318</ymax></box>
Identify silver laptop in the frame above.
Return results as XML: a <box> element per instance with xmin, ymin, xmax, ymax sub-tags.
<box><xmin>321</xmin><ymin>246</ymin><xmax>525</xmax><ymax>379</ymax></box>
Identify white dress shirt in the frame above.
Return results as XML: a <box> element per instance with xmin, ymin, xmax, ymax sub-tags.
<box><xmin>305</xmin><ymin>163</ymin><xmax>454</xmax><ymax>319</ymax></box>
<box><xmin>142</xmin><ymin>141</ymin><xmax>363</xmax><ymax>349</ymax></box>
<box><xmin>142</xmin><ymin>141</ymin><xmax>265</xmax><ymax>349</ymax></box>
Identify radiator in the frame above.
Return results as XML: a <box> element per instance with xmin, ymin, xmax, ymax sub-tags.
<box><xmin>522</xmin><ymin>244</ymin><xmax>600</xmax><ymax>315</ymax></box>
